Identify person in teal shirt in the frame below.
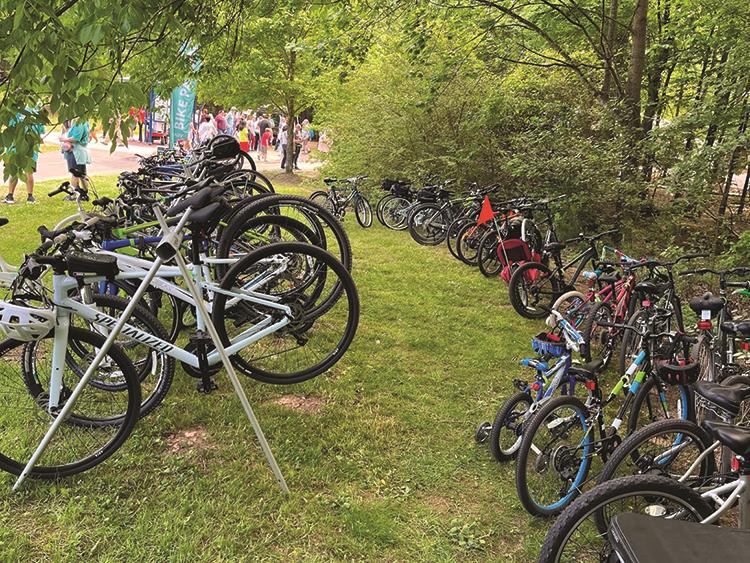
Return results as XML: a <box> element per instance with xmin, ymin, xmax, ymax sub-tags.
<box><xmin>59</xmin><ymin>119</ymin><xmax>92</xmax><ymax>197</ymax></box>
<box><xmin>3</xmin><ymin>109</ymin><xmax>45</xmax><ymax>204</ymax></box>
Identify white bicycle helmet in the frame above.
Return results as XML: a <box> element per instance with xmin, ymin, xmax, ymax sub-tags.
<box><xmin>0</xmin><ymin>300</ymin><xmax>55</xmax><ymax>341</ymax></box>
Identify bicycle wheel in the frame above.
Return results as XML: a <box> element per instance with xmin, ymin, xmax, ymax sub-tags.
<box><xmin>540</xmin><ymin>474</ymin><xmax>713</xmax><ymax>563</ymax></box>
<box><xmin>552</xmin><ymin>290</ymin><xmax>589</xmax><ymax>328</ymax></box>
<box><xmin>597</xmin><ymin>418</ymin><xmax>715</xmax><ymax>485</ymax></box>
<box><xmin>515</xmin><ymin>395</ymin><xmax>593</xmax><ymax>517</ymax></box>
<box><xmin>580</xmin><ymin>301</ymin><xmax>617</xmax><ymax>367</ymax></box>
<box><xmin>477</xmin><ymin>231</ymin><xmax>502</xmax><ymax>278</ymax></box>
<box><xmin>309</xmin><ymin>191</ymin><xmax>334</xmax><ymax>215</ymax></box>
<box><xmin>0</xmin><ymin>327</ymin><xmax>140</xmax><ymax>479</ymax></box>
<box><xmin>508</xmin><ymin>261</ymin><xmax>560</xmax><ymax>319</ymax></box>
<box><xmin>626</xmin><ymin>376</ymin><xmax>694</xmax><ymax>434</ymax></box>
<box><xmin>408</xmin><ymin>203</ymin><xmax>450</xmax><ymax>245</ymax></box>
<box><xmin>212</xmin><ymin>242</ymin><xmax>360</xmax><ymax>384</ymax></box>
<box><xmin>217</xmin><ymin>193</ymin><xmax>353</xmax><ymax>279</ymax></box>
<box><xmin>381</xmin><ymin>197</ymin><xmax>411</xmax><ymax>230</ymax></box>
<box><xmin>376</xmin><ymin>194</ymin><xmax>394</xmax><ymax>225</ymax></box>
<box><xmin>354</xmin><ymin>196</ymin><xmax>373</xmax><ymax>228</ymax></box>
<box><xmin>489</xmin><ymin>391</ymin><xmax>532</xmax><ymax>462</ymax></box>
<box><xmin>456</xmin><ymin>222</ymin><xmax>484</xmax><ymax>266</ymax></box>
<box><xmin>446</xmin><ymin>217</ymin><xmax>471</xmax><ymax>261</ymax></box>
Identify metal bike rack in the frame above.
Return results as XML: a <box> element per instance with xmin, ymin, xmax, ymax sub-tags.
<box><xmin>14</xmin><ymin>206</ymin><xmax>289</xmax><ymax>494</ymax></box>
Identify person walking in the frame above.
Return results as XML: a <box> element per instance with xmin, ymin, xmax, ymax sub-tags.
<box><xmin>137</xmin><ymin>107</ymin><xmax>146</xmax><ymax>142</ymax></box>
<box><xmin>215</xmin><ymin>110</ymin><xmax>228</xmax><ymax>135</ymax></box>
<box><xmin>197</xmin><ymin>114</ymin><xmax>216</xmax><ymax>144</ymax></box>
<box><xmin>293</xmin><ymin>123</ymin><xmax>304</xmax><ymax>170</ymax></box>
<box><xmin>3</xmin><ymin>109</ymin><xmax>45</xmax><ymax>204</ymax></box>
<box><xmin>226</xmin><ymin>108</ymin><xmax>236</xmax><ymax>136</ymax></box>
<box><xmin>59</xmin><ymin>118</ymin><xmax>92</xmax><ymax>198</ymax></box>
<box><xmin>236</xmin><ymin>119</ymin><xmax>250</xmax><ymax>153</ymax></box>
<box><xmin>259</xmin><ymin>126</ymin><xmax>272</xmax><ymax>162</ymax></box>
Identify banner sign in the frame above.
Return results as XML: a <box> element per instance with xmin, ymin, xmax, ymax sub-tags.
<box><xmin>169</xmin><ymin>80</ymin><xmax>196</xmax><ymax>147</ymax></box>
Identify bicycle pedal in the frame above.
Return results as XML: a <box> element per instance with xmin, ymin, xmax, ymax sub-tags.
<box><xmin>196</xmin><ymin>379</ymin><xmax>218</xmax><ymax>394</ymax></box>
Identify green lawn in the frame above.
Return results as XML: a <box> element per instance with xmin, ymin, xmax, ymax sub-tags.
<box><xmin>0</xmin><ymin>175</ymin><xmax>548</xmax><ymax>561</ymax></box>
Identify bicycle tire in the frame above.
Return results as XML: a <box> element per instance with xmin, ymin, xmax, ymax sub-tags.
<box><xmin>597</xmin><ymin>418</ymin><xmax>715</xmax><ymax>485</ymax></box>
<box><xmin>490</xmin><ymin>391</ymin><xmax>532</xmax><ymax>462</ymax></box>
<box><xmin>381</xmin><ymin>196</ymin><xmax>411</xmax><ymax>230</ymax></box>
<box><xmin>0</xmin><ymin>327</ymin><xmax>140</xmax><ymax>479</ymax></box>
<box><xmin>212</xmin><ymin>242</ymin><xmax>360</xmax><ymax>384</ymax></box>
<box><xmin>627</xmin><ymin>376</ymin><xmax>694</xmax><ymax>434</ymax></box>
<box><xmin>539</xmin><ymin>474</ymin><xmax>713</xmax><ymax>563</ymax></box>
<box><xmin>515</xmin><ymin>395</ymin><xmax>593</xmax><ymax>516</ymax></box>
<box><xmin>580</xmin><ymin>301</ymin><xmax>616</xmax><ymax>367</ymax></box>
<box><xmin>507</xmin><ymin>261</ymin><xmax>559</xmax><ymax>319</ymax></box>
<box><xmin>477</xmin><ymin>230</ymin><xmax>502</xmax><ymax>278</ymax></box>
<box><xmin>408</xmin><ymin>203</ymin><xmax>450</xmax><ymax>245</ymax></box>
<box><xmin>355</xmin><ymin>196</ymin><xmax>373</xmax><ymax>228</ymax></box>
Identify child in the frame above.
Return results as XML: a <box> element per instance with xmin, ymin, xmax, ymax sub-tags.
<box><xmin>235</xmin><ymin>120</ymin><xmax>250</xmax><ymax>153</ymax></box>
<box><xmin>260</xmin><ymin>126</ymin><xmax>272</xmax><ymax>161</ymax></box>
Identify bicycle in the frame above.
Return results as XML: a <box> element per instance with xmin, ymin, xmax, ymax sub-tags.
<box><xmin>513</xmin><ymin>311</ymin><xmax>698</xmax><ymax>516</ymax></box>
<box><xmin>474</xmin><ymin>309</ymin><xmax>594</xmax><ymax>462</ymax></box>
<box><xmin>507</xmin><ymin>229</ymin><xmax>619</xmax><ymax>319</ymax></box>
<box><xmin>310</xmin><ymin>176</ymin><xmax>373</xmax><ymax>228</ymax></box>
<box><xmin>539</xmin><ymin>413</ymin><xmax>750</xmax><ymax>562</ymax></box>
<box><xmin>680</xmin><ymin>267</ymin><xmax>750</xmax><ymax>384</ymax></box>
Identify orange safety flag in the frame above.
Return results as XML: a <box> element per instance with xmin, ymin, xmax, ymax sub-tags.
<box><xmin>476</xmin><ymin>196</ymin><xmax>498</xmax><ymax>226</ymax></box>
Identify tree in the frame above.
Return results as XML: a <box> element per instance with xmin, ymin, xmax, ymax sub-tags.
<box><xmin>199</xmin><ymin>0</ymin><xmax>370</xmax><ymax>173</ymax></box>
<box><xmin>0</xmin><ymin>0</ymin><xmax>247</xmax><ymax>178</ymax></box>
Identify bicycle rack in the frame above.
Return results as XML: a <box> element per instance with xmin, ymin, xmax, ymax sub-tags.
<box><xmin>13</xmin><ymin>206</ymin><xmax>290</xmax><ymax>494</ymax></box>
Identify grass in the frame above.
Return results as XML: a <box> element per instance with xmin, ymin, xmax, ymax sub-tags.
<box><xmin>0</xmin><ymin>175</ymin><xmax>549</xmax><ymax>561</ymax></box>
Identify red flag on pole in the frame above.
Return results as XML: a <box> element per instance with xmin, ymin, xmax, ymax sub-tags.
<box><xmin>477</xmin><ymin>196</ymin><xmax>498</xmax><ymax>226</ymax></box>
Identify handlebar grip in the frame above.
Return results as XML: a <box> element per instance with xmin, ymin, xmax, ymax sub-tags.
<box><xmin>47</xmin><ymin>187</ymin><xmax>66</xmax><ymax>198</ymax></box>
<box><xmin>37</xmin><ymin>225</ymin><xmax>57</xmax><ymax>240</ymax></box>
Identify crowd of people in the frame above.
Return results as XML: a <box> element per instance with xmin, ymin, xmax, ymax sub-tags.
<box><xmin>187</xmin><ymin>108</ymin><xmax>321</xmax><ymax>170</ymax></box>
<box><xmin>3</xmin><ymin>105</ymin><xmax>328</xmax><ymax>206</ymax></box>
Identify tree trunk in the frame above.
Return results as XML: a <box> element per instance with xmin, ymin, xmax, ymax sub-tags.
<box><xmin>601</xmin><ymin>0</ymin><xmax>619</xmax><ymax>101</ymax></box>
<box><xmin>284</xmin><ymin>49</ymin><xmax>297</xmax><ymax>174</ymax></box>
<box><xmin>622</xmin><ymin>0</ymin><xmax>648</xmax><ymax>179</ymax></box>
<box><xmin>641</xmin><ymin>0</ymin><xmax>671</xmax><ymax>180</ymax></box>
<box><xmin>705</xmin><ymin>48</ymin><xmax>730</xmax><ymax>148</ymax></box>
<box><xmin>285</xmin><ymin>101</ymin><xmax>295</xmax><ymax>174</ymax></box>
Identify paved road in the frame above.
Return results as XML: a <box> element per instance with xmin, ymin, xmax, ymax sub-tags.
<box><xmin>1</xmin><ymin>139</ymin><xmax>319</xmax><ymax>184</ymax></box>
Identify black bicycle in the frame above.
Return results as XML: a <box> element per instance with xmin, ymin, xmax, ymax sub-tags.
<box><xmin>310</xmin><ymin>176</ymin><xmax>373</xmax><ymax>228</ymax></box>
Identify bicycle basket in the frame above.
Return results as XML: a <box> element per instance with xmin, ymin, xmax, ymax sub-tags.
<box><xmin>0</xmin><ymin>299</ymin><xmax>55</xmax><ymax>341</ymax></box>
<box><xmin>531</xmin><ymin>332</ymin><xmax>566</xmax><ymax>358</ymax></box>
<box><xmin>655</xmin><ymin>359</ymin><xmax>700</xmax><ymax>385</ymax></box>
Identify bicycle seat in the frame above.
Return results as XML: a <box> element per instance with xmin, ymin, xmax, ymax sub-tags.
<box><xmin>703</xmin><ymin>420</ymin><xmax>750</xmax><ymax>458</ymax></box>
<box><xmin>66</xmin><ymin>251</ymin><xmax>119</xmax><ymax>279</ymax></box>
<box><xmin>635</xmin><ymin>279</ymin><xmax>668</xmax><ymax>295</ymax></box>
<box><xmin>721</xmin><ymin>321</ymin><xmax>750</xmax><ymax>338</ymax></box>
<box><xmin>0</xmin><ymin>218</ymin><xmax>8</xmax><ymax>228</ymax></box>
<box><xmin>598</xmin><ymin>272</ymin><xmax>621</xmax><ymax>285</ymax></box>
<box><xmin>694</xmin><ymin>381</ymin><xmax>750</xmax><ymax>418</ymax></box>
<box><xmin>688</xmin><ymin>292</ymin><xmax>724</xmax><ymax>315</ymax></box>
<box><xmin>569</xmin><ymin>359</ymin><xmax>604</xmax><ymax>381</ymax></box>
<box><xmin>544</xmin><ymin>242</ymin><xmax>566</xmax><ymax>253</ymax></box>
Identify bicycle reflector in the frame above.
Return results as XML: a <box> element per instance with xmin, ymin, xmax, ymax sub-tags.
<box><xmin>697</xmin><ymin>320</ymin><xmax>712</xmax><ymax>330</ymax></box>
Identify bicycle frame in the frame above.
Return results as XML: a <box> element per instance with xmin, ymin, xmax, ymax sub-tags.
<box><xmin>678</xmin><ymin>440</ymin><xmax>750</xmax><ymax>528</ymax></box>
